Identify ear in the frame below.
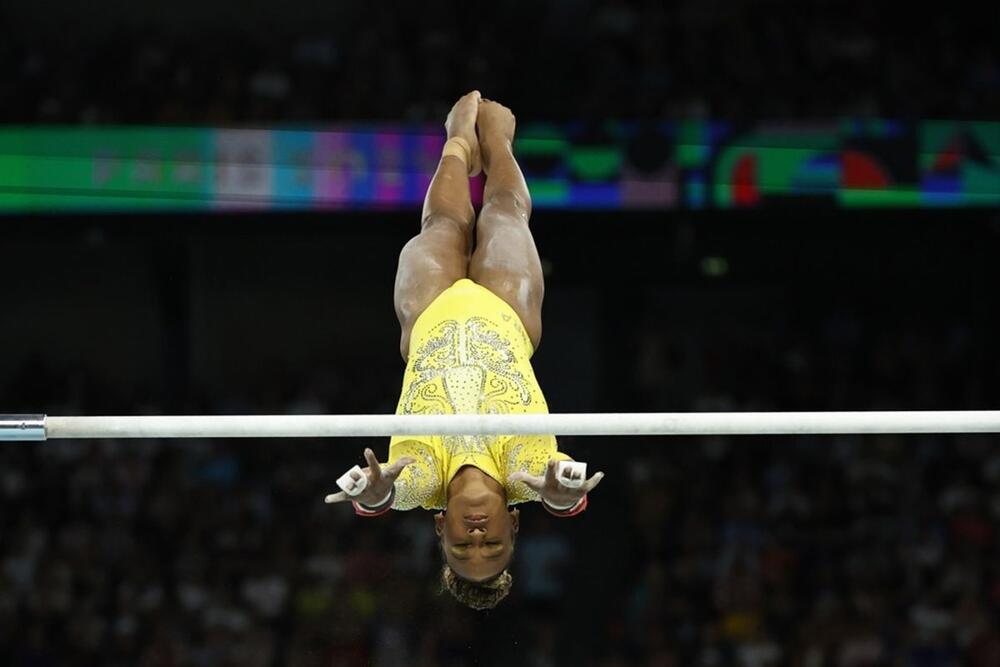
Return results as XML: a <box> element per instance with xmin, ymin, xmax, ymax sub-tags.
<box><xmin>509</xmin><ymin>507</ymin><xmax>520</xmax><ymax>534</ymax></box>
<box><xmin>434</xmin><ymin>512</ymin><xmax>445</xmax><ymax>537</ymax></box>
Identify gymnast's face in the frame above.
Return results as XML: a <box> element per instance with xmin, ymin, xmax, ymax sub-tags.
<box><xmin>435</xmin><ymin>504</ymin><xmax>519</xmax><ymax>582</ymax></box>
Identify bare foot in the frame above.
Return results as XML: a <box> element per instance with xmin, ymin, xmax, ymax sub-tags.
<box><xmin>444</xmin><ymin>90</ymin><xmax>482</xmax><ymax>177</ymax></box>
<box><xmin>476</xmin><ymin>99</ymin><xmax>516</xmax><ymax>175</ymax></box>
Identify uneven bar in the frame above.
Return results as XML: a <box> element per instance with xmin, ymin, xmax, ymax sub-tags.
<box><xmin>0</xmin><ymin>411</ymin><xmax>993</xmax><ymax>441</ymax></box>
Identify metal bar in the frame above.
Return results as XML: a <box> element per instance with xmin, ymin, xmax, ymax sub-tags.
<box><xmin>6</xmin><ymin>411</ymin><xmax>996</xmax><ymax>440</ymax></box>
<box><xmin>0</xmin><ymin>415</ymin><xmax>47</xmax><ymax>441</ymax></box>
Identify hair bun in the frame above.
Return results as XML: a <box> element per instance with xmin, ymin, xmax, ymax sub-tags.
<box><xmin>441</xmin><ymin>565</ymin><xmax>513</xmax><ymax>610</ymax></box>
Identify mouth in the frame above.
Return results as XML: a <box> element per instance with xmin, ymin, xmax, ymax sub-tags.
<box><xmin>464</xmin><ymin>514</ymin><xmax>488</xmax><ymax>525</ymax></box>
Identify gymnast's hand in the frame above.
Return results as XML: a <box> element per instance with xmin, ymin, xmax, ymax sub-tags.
<box><xmin>508</xmin><ymin>459</ymin><xmax>605</xmax><ymax>509</ymax></box>
<box><xmin>324</xmin><ymin>448</ymin><xmax>415</xmax><ymax>507</ymax></box>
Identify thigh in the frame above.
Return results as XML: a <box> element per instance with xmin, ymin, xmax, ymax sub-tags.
<box><xmin>468</xmin><ymin>209</ymin><xmax>544</xmax><ymax>349</ymax></box>
<box><xmin>394</xmin><ymin>216</ymin><xmax>469</xmax><ymax>359</ymax></box>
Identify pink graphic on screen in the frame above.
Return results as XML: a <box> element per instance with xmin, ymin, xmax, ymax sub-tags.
<box><xmin>314</xmin><ymin>131</ymin><xmax>353</xmax><ymax>209</ymax></box>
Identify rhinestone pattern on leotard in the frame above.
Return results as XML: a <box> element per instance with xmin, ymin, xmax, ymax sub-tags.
<box><xmin>387</xmin><ymin>282</ymin><xmax>567</xmax><ymax>511</ymax></box>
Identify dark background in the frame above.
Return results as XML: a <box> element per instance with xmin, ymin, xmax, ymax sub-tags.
<box><xmin>2</xmin><ymin>1</ymin><xmax>997</xmax><ymax>124</ymax></box>
<box><xmin>2</xmin><ymin>1</ymin><xmax>1000</xmax><ymax>665</ymax></box>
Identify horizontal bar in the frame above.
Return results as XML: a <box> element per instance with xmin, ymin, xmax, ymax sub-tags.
<box><xmin>0</xmin><ymin>411</ymin><xmax>992</xmax><ymax>441</ymax></box>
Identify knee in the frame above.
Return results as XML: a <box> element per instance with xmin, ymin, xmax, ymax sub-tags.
<box><xmin>482</xmin><ymin>190</ymin><xmax>531</xmax><ymax>222</ymax></box>
<box><xmin>423</xmin><ymin>209</ymin><xmax>473</xmax><ymax>233</ymax></box>
<box><xmin>420</xmin><ymin>214</ymin><xmax>471</xmax><ymax>249</ymax></box>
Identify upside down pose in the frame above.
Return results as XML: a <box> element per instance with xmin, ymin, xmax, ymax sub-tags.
<box><xmin>325</xmin><ymin>92</ymin><xmax>604</xmax><ymax>610</ymax></box>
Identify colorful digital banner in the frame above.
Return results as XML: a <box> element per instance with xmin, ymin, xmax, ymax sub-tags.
<box><xmin>0</xmin><ymin>121</ymin><xmax>996</xmax><ymax>213</ymax></box>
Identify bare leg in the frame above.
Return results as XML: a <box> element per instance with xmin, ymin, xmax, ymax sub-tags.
<box><xmin>394</xmin><ymin>91</ymin><xmax>481</xmax><ymax>359</ymax></box>
<box><xmin>469</xmin><ymin>99</ymin><xmax>544</xmax><ymax>349</ymax></box>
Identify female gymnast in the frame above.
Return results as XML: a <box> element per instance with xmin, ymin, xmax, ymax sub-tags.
<box><xmin>324</xmin><ymin>91</ymin><xmax>604</xmax><ymax>610</ymax></box>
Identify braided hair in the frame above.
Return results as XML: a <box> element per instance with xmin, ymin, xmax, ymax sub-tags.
<box><xmin>440</xmin><ymin>565</ymin><xmax>513</xmax><ymax>610</ymax></box>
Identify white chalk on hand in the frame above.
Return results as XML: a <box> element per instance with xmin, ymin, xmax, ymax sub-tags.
<box><xmin>556</xmin><ymin>461</ymin><xmax>587</xmax><ymax>489</ymax></box>
<box><xmin>336</xmin><ymin>465</ymin><xmax>368</xmax><ymax>497</ymax></box>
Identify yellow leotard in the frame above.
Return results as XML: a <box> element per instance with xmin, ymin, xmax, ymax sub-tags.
<box><xmin>388</xmin><ymin>278</ymin><xmax>568</xmax><ymax>510</ymax></box>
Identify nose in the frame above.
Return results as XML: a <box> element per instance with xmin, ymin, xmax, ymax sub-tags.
<box><xmin>467</xmin><ymin>526</ymin><xmax>486</xmax><ymax>535</ymax></box>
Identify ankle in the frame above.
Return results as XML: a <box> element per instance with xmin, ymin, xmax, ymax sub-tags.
<box><xmin>481</xmin><ymin>136</ymin><xmax>513</xmax><ymax>167</ymax></box>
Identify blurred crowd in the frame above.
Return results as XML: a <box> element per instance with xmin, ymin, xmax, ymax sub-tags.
<box><xmin>614</xmin><ymin>308</ymin><xmax>1000</xmax><ymax>666</ymax></box>
<box><xmin>1</xmin><ymin>306</ymin><xmax>998</xmax><ymax>666</ymax></box>
<box><xmin>2</xmin><ymin>0</ymin><xmax>998</xmax><ymax>663</ymax></box>
<box><xmin>1</xmin><ymin>1</ymin><xmax>997</xmax><ymax>125</ymax></box>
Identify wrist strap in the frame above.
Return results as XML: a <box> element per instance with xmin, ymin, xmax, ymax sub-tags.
<box><xmin>353</xmin><ymin>485</ymin><xmax>395</xmax><ymax>517</ymax></box>
<box><xmin>361</xmin><ymin>486</ymin><xmax>393</xmax><ymax>509</ymax></box>
<box><xmin>542</xmin><ymin>494</ymin><xmax>588</xmax><ymax>517</ymax></box>
<box><xmin>543</xmin><ymin>496</ymin><xmax>579</xmax><ymax>511</ymax></box>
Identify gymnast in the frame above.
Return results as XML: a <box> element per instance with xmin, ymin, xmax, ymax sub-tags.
<box><xmin>324</xmin><ymin>91</ymin><xmax>604</xmax><ymax>610</ymax></box>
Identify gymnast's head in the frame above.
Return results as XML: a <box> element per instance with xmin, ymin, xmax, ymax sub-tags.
<box><xmin>435</xmin><ymin>469</ymin><xmax>519</xmax><ymax>610</ymax></box>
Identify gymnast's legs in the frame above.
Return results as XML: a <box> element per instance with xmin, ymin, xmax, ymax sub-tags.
<box><xmin>393</xmin><ymin>91</ymin><xmax>480</xmax><ymax>360</ymax></box>
<box><xmin>468</xmin><ymin>99</ymin><xmax>544</xmax><ymax>350</ymax></box>
<box><xmin>393</xmin><ymin>92</ymin><xmax>544</xmax><ymax>358</ymax></box>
